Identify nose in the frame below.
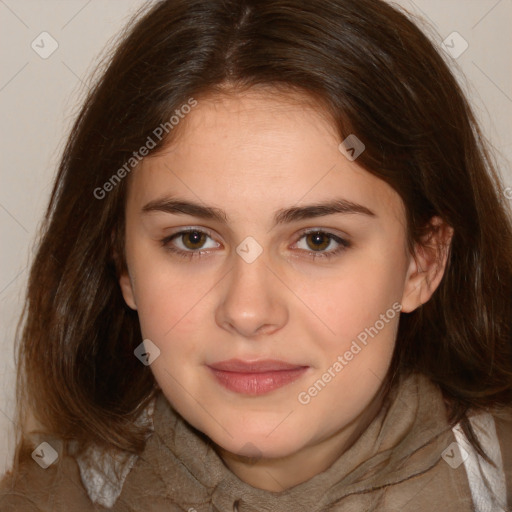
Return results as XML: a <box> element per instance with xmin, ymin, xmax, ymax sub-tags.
<box><xmin>214</xmin><ymin>247</ymin><xmax>288</xmax><ymax>338</ymax></box>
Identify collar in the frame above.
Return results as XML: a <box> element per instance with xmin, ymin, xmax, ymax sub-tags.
<box><xmin>78</xmin><ymin>372</ymin><xmax>480</xmax><ymax>511</ymax></box>
<box><xmin>133</xmin><ymin>372</ymin><xmax>468</xmax><ymax>511</ymax></box>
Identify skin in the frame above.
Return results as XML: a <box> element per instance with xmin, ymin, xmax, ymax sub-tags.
<box><xmin>119</xmin><ymin>88</ymin><xmax>452</xmax><ymax>492</ymax></box>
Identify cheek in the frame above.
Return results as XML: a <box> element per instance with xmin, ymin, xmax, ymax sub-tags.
<box><xmin>296</xmin><ymin>251</ymin><xmax>405</xmax><ymax>347</ymax></box>
<box><xmin>298</xmin><ymin>293</ymin><xmax>400</xmax><ymax>431</ymax></box>
<box><xmin>130</xmin><ymin>243</ymin><xmax>214</xmax><ymax>338</ymax></box>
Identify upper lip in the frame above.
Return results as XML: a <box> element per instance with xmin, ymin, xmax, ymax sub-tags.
<box><xmin>207</xmin><ymin>359</ymin><xmax>307</xmax><ymax>373</ymax></box>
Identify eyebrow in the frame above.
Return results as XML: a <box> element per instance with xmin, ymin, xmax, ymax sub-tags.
<box><xmin>141</xmin><ymin>196</ymin><xmax>376</xmax><ymax>226</ymax></box>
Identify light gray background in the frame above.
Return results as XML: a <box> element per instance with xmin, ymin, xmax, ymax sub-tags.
<box><xmin>1</xmin><ymin>0</ymin><xmax>511</xmax><ymax>475</ymax></box>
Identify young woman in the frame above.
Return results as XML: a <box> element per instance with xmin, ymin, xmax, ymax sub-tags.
<box><xmin>1</xmin><ymin>0</ymin><xmax>511</xmax><ymax>511</ymax></box>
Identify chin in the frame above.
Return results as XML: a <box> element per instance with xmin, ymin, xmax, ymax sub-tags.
<box><xmin>211</xmin><ymin>428</ymin><xmax>305</xmax><ymax>460</ymax></box>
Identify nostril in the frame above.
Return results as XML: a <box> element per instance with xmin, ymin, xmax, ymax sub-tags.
<box><xmin>233</xmin><ymin>498</ymin><xmax>240</xmax><ymax>511</ymax></box>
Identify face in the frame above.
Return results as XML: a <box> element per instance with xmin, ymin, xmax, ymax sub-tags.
<box><xmin>120</xmin><ymin>89</ymin><xmax>426</xmax><ymax>461</ymax></box>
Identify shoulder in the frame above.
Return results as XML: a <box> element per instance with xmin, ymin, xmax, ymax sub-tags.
<box><xmin>493</xmin><ymin>407</ymin><xmax>512</xmax><ymax>509</ymax></box>
<box><xmin>452</xmin><ymin>407</ymin><xmax>512</xmax><ymax>512</ymax></box>
<box><xmin>0</xmin><ymin>487</ymin><xmax>43</xmax><ymax>512</ymax></box>
<box><xmin>0</xmin><ymin>438</ymin><xmax>104</xmax><ymax>512</ymax></box>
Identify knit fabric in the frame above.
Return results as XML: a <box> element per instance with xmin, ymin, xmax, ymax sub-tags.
<box><xmin>75</xmin><ymin>372</ymin><xmax>509</xmax><ymax>511</ymax></box>
<box><xmin>1</xmin><ymin>372</ymin><xmax>510</xmax><ymax>511</ymax></box>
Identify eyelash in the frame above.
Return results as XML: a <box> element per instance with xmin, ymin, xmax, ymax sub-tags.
<box><xmin>160</xmin><ymin>228</ymin><xmax>351</xmax><ymax>261</ymax></box>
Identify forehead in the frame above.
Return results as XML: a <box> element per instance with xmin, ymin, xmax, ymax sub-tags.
<box><xmin>126</xmin><ymin>89</ymin><xmax>405</xmax><ymax>225</ymax></box>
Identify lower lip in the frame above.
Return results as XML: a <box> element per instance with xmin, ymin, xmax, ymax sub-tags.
<box><xmin>208</xmin><ymin>367</ymin><xmax>309</xmax><ymax>395</ymax></box>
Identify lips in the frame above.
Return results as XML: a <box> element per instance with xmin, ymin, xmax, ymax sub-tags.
<box><xmin>208</xmin><ymin>358</ymin><xmax>305</xmax><ymax>373</ymax></box>
<box><xmin>207</xmin><ymin>359</ymin><xmax>309</xmax><ymax>395</ymax></box>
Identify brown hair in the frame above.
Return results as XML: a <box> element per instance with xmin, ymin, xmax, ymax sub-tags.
<box><xmin>9</xmin><ymin>0</ymin><xmax>512</xmax><ymax>470</ymax></box>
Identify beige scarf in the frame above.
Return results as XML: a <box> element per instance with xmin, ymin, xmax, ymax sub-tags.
<box><xmin>102</xmin><ymin>372</ymin><xmax>492</xmax><ymax>511</ymax></box>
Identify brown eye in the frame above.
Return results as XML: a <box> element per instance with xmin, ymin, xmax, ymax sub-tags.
<box><xmin>161</xmin><ymin>228</ymin><xmax>220</xmax><ymax>260</ymax></box>
<box><xmin>305</xmin><ymin>232</ymin><xmax>331</xmax><ymax>251</ymax></box>
<box><xmin>294</xmin><ymin>229</ymin><xmax>351</xmax><ymax>261</ymax></box>
<box><xmin>181</xmin><ymin>230</ymin><xmax>207</xmax><ymax>250</ymax></box>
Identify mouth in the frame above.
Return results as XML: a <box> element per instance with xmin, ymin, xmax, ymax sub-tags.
<box><xmin>206</xmin><ymin>359</ymin><xmax>310</xmax><ymax>395</ymax></box>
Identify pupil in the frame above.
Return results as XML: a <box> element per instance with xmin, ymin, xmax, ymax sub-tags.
<box><xmin>186</xmin><ymin>231</ymin><xmax>203</xmax><ymax>248</ymax></box>
<box><xmin>309</xmin><ymin>232</ymin><xmax>328</xmax><ymax>251</ymax></box>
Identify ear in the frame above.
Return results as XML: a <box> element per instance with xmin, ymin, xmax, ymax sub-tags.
<box><xmin>119</xmin><ymin>271</ymin><xmax>138</xmax><ymax>310</ymax></box>
<box><xmin>110</xmin><ymin>226</ymin><xmax>138</xmax><ymax>310</ymax></box>
<box><xmin>401</xmin><ymin>216</ymin><xmax>453</xmax><ymax>313</ymax></box>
